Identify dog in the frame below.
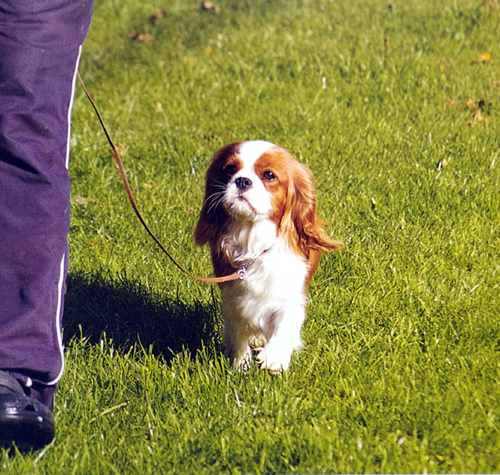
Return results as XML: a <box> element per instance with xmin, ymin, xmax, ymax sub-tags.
<box><xmin>195</xmin><ymin>141</ymin><xmax>342</xmax><ymax>373</ymax></box>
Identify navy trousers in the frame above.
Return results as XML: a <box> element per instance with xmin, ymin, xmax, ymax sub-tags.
<box><xmin>0</xmin><ymin>0</ymin><xmax>93</xmax><ymax>409</ymax></box>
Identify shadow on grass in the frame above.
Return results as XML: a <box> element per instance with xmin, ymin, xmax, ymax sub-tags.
<box><xmin>63</xmin><ymin>271</ymin><xmax>222</xmax><ymax>361</ymax></box>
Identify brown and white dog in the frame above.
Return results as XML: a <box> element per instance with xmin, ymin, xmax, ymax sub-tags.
<box><xmin>195</xmin><ymin>141</ymin><xmax>342</xmax><ymax>373</ymax></box>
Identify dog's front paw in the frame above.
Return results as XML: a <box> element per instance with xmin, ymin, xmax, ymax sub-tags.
<box><xmin>249</xmin><ymin>334</ymin><xmax>267</xmax><ymax>350</ymax></box>
<box><xmin>229</xmin><ymin>346</ymin><xmax>253</xmax><ymax>372</ymax></box>
<box><xmin>255</xmin><ymin>344</ymin><xmax>291</xmax><ymax>375</ymax></box>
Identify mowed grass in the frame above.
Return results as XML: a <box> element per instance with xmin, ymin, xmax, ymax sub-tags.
<box><xmin>2</xmin><ymin>0</ymin><xmax>500</xmax><ymax>472</ymax></box>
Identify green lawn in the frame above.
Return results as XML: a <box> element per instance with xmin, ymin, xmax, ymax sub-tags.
<box><xmin>2</xmin><ymin>0</ymin><xmax>499</xmax><ymax>473</ymax></box>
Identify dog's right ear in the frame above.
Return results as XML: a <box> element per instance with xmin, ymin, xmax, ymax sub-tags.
<box><xmin>194</xmin><ymin>170</ymin><xmax>228</xmax><ymax>246</ymax></box>
<box><xmin>194</xmin><ymin>197</ymin><xmax>223</xmax><ymax>246</ymax></box>
<box><xmin>194</xmin><ymin>143</ymin><xmax>241</xmax><ymax>246</ymax></box>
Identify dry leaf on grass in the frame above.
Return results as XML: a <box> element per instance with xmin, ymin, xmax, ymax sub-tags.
<box><xmin>466</xmin><ymin>99</ymin><xmax>477</xmax><ymax>109</ymax></box>
<box><xmin>87</xmin><ymin>238</ymin><xmax>101</xmax><ymax>249</ymax></box>
<box><xmin>465</xmin><ymin>98</ymin><xmax>491</xmax><ymax>124</ymax></box>
<box><xmin>433</xmin><ymin>453</ymin><xmax>446</xmax><ymax>464</ymax></box>
<box><xmin>445</xmin><ymin>98</ymin><xmax>459</xmax><ymax>107</ymax></box>
<box><xmin>199</xmin><ymin>2</ymin><xmax>220</xmax><ymax>12</ymax></box>
<box><xmin>128</xmin><ymin>31</ymin><xmax>154</xmax><ymax>43</ymax></box>
<box><xmin>466</xmin><ymin>98</ymin><xmax>491</xmax><ymax>109</ymax></box>
<box><xmin>472</xmin><ymin>109</ymin><xmax>484</xmax><ymax>122</ymax></box>
<box><xmin>73</xmin><ymin>195</ymin><xmax>88</xmax><ymax>206</ymax></box>
<box><xmin>473</xmin><ymin>51</ymin><xmax>492</xmax><ymax>64</ymax></box>
<box><xmin>478</xmin><ymin>99</ymin><xmax>491</xmax><ymax>108</ymax></box>
<box><xmin>436</xmin><ymin>158</ymin><xmax>449</xmax><ymax>171</ymax></box>
<box><xmin>114</xmin><ymin>144</ymin><xmax>129</xmax><ymax>157</ymax></box>
<box><xmin>149</xmin><ymin>9</ymin><xmax>166</xmax><ymax>24</ymax></box>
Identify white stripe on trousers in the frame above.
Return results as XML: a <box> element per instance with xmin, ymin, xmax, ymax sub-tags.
<box><xmin>44</xmin><ymin>44</ymin><xmax>83</xmax><ymax>386</ymax></box>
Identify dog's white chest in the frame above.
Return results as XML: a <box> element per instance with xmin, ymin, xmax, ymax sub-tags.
<box><xmin>243</xmin><ymin>241</ymin><xmax>308</xmax><ymax>304</ymax></box>
<box><xmin>221</xmin><ymin>223</ymin><xmax>309</xmax><ymax>330</ymax></box>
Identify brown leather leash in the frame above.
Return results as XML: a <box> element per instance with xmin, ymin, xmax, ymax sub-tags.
<box><xmin>77</xmin><ymin>72</ymin><xmax>243</xmax><ymax>284</ymax></box>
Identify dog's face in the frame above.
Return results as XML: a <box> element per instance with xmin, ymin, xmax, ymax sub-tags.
<box><xmin>220</xmin><ymin>141</ymin><xmax>277</xmax><ymax>221</ymax></box>
<box><xmin>195</xmin><ymin>140</ymin><xmax>340</xmax><ymax>258</ymax></box>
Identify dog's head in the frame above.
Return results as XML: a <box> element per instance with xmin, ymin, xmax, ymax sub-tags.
<box><xmin>194</xmin><ymin>140</ymin><xmax>342</xmax><ymax>257</ymax></box>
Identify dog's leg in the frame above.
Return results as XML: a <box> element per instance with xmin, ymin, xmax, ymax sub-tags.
<box><xmin>223</xmin><ymin>316</ymin><xmax>253</xmax><ymax>370</ymax></box>
<box><xmin>256</xmin><ymin>306</ymin><xmax>305</xmax><ymax>374</ymax></box>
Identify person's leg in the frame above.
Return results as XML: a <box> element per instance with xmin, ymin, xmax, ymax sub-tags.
<box><xmin>0</xmin><ymin>0</ymin><xmax>93</xmax><ymax>449</ymax></box>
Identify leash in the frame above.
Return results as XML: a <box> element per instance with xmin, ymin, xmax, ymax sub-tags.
<box><xmin>77</xmin><ymin>72</ymin><xmax>244</xmax><ymax>284</ymax></box>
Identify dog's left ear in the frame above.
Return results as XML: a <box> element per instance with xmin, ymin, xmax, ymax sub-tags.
<box><xmin>280</xmin><ymin>160</ymin><xmax>342</xmax><ymax>255</ymax></box>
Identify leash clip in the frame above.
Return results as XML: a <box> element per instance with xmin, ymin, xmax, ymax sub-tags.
<box><xmin>238</xmin><ymin>268</ymin><xmax>247</xmax><ymax>280</ymax></box>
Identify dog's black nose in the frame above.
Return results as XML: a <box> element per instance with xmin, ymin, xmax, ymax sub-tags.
<box><xmin>235</xmin><ymin>176</ymin><xmax>252</xmax><ymax>190</ymax></box>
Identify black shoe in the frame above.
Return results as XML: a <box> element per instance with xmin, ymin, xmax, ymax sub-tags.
<box><xmin>0</xmin><ymin>371</ymin><xmax>55</xmax><ymax>451</ymax></box>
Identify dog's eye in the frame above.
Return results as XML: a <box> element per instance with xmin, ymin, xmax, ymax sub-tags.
<box><xmin>262</xmin><ymin>170</ymin><xmax>276</xmax><ymax>181</ymax></box>
<box><xmin>223</xmin><ymin>164</ymin><xmax>237</xmax><ymax>176</ymax></box>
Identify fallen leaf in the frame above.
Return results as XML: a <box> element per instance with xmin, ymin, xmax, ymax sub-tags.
<box><xmin>478</xmin><ymin>99</ymin><xmax>491</xmax><ymax>108</ymax></box>
<box><xmin>156</xmin><ymin>102</ymin><xmax>164</xmax><ymax>112</ymax></box>
<box><xmin>73</xmin><ymin>195</ymin><xmax>88</xmax><ymax>206</ymax></box>
<box><xmin>128</xmin><ymin>31</ymin><xmax>154</xmax><ymax>43</ymax></box>
<box><xmin>87</xmin><ymin>238</ymin><xmax>100</xmax><ymax>248</ymax></box>
<box><xmin>436</xmin><ymin>158</ymin><xmax>449</xmax><ymax>170</ymax></box>
<box><xmin>445</xmin><ymin>98</ymin><xmax>459</xmax><ymax>107</ymax></box>
<box><xmin>200</xmin><ymin>1</ymin><xmax>220</xmax><ymax>12</ymax></box>
<box><xmin>387</xmin><ymin>3</ymin><xmax>398</xmax><ymax>10</ymax></box>
<box><xmin>149</xmin><ymin>9</ymin><xmax>166</xmax><ymax>24</ymax></box>
<box><xmin>472</xmin><ymin>109</ymin><xmax>484</xmax><ymax>122</ymax></box>
<box><xmin>466</xmin><ymin>99</ymin><xmax>477</xmax><ymax>109</ymax></box>
<box><xmin>116</xmin><ymin>144</ymin><xmax>128</xmax><ymax>157</ymax></box>
<box><xmin>433</xmin><ymin>453</ymin><xmax>446</xmax><ymax>464</ymax></box>
<box><xmin>473</xmin><ymin>51</ymin><xmax>492</xmax><ymax>63</ymax></box>
<box><xmin>491</xmin><ymin>80</ymin><xmax>500</xmax><ymax>88</ymax></box>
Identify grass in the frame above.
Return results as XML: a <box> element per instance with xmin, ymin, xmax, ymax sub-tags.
<box><xmin>2</xmin><ymin>0</ymin><xmax>500</xmax><ymax>472</ymax></box>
